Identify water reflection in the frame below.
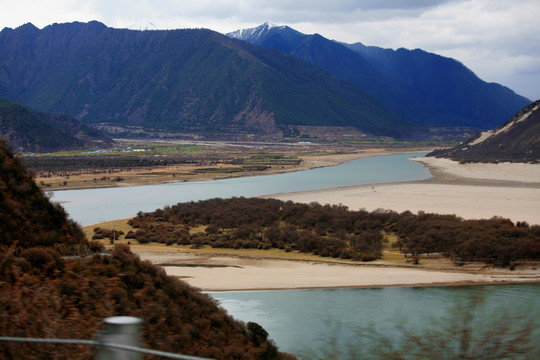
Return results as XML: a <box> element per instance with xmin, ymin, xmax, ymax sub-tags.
<box><xmin>210</xmin><ymin>284</ymin><xmax>540</xmax><ymax>359</ymax></box>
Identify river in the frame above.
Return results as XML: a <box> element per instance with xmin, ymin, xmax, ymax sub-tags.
<box><xmin>210</xmin><ymin>284</ymin><xmax>540</xmax><ymax>359</ymax></box>
<box><xmin>52</xmin><ymin>152</ymin><xmax>431</xmax><ymax>225</ymax></box>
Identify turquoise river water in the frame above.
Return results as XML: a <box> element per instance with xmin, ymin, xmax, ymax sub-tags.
<box><xmin>210</xmin><ymin>284</ymin><xmax>540</xmax><ymax>358</ymax></box>
<box><xmin>52</xmin><ymin>152</ymin><xmax>431</xmax><ymax>225</ymax></box>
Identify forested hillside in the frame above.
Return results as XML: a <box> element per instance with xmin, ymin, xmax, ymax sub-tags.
<box><xmin>0</xmin><ymin>21</ymin><xmax>406</xmax><ymax>139</ymax></box>
<box><xmin>0</xmin><ymin>145</ymin><xmax>87</xmax><ymax>255</ymax></box>
<box><xmin>0</xmin><ymin>140</ymin><xmax>294</xmax><ymax>360</ymax></box>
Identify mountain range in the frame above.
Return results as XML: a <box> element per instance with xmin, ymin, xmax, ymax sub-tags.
<box><xmin>228</xmin><ymin>22</ymin><xmax>531</xmax><ymax>130</ymax></box>
<box><xmin>0</xmin><ymin>21</ymin><xmax>532</xmax><ymax>143</ymax></box>
<box><xmin>0</xmin><ymin>97</ymin><xmax>113</xmax><ymax>152</ymax></box>
<box><xmin>0</xmin><ymin>21</ymin><xmax>407</xmax><ymax>140</ymax></box>
<box><xmin>428</xmin><ymin>100</ymin><xmax>540</xmax><ymax>163</ymax></box>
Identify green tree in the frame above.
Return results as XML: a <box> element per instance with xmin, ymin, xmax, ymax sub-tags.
<box><xmin>247</xmin><ymin>321</ymin><xmax>269</xmax><ymax>346</ymax></box>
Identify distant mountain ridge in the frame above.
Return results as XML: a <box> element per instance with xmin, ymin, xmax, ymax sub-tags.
<box><xmin>1</xmin><ymin>21</ymin><xmax>531</xmax><ymax>142</ymax></box>
<box><xmin>0</xmin><ymin>21</ymin><xmax>409</xmax><ymax>140</ymax></box>
<box><xmin>227</xmin><ymin>23</ymin><xmax>531</xmax><ymax>130</ymax></box>
<box><xmin>0</xmin><ymin>97</ymin><xmax>114</xmax><ymax>152</ymax></box>
<box><xmin>428</xmin><ymin>100</ymin><xmax>540</xmax><ymax>163</ymax></box>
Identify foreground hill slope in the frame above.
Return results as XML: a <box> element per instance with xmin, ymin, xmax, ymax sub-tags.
<box><xmin>0</xmin><ymin>140</ymin><xmax>88</xmax><ymax>253</ymax></box>
<box><xmin>229</xmin><ymin>23</ymin><xmax>530</xmax><ymax>130</ymax></box>
<box><xmin>0</xmin><ymin>21</ymin><xmax>406</xmax><ymax>139</ymax></box>
<box><xmin>429</xmin><ymin>100</ymin><xmax>540</xmax><ymax>163</ymax></box>
<box><xmin>0</xmin><ymin>140</ymin><xmax>293</xmax><ymax>359</ymax></box>
<box><xmin>0</xmin><ymin>97</ymin><xmax>113</xmax><ymax>152</ymax></box>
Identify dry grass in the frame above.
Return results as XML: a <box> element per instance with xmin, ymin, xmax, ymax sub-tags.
<box><xmin>37</xmin><ymin>164</ymin><xmax>261</xmax><ymax>190</ymax></box>
<box><xmin>84</xmin><ymin>218</ymin><xmax>132</xmax><ymax>243</ymax></box>
<box><xmin>189</xmin><ymin>225</ymin><xmax>207</xmax><ymax>235</ymax></box>
<box><xmin>83</xmin><ymin>215</ymin><xmax>450</xmax><ymax>267</ymax></box>
<box><xmin>83</xmin><ymin>219</ymin><xmax>417</xmax><ymax>265</ymax></box>
<box><xmin>381</xmin><ymin>250</ymin><xmax>408</xmax><ymax>264</ymax></box>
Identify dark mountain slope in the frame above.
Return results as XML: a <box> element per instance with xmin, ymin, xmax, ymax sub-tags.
<box><xmin>229</xmin><ymin>23</ymin><xmax>530</xmax><ymax>130</ymax></box>
<box><xmin>0</xmin><ymin>140</ymin><xmax>294</xmax><ymax>359</ymax></box>
<box><xmin>0</xmin><ymin>139</ymin><xmax>88</xmax><ymax>253</ymax></box>
<box><xmin>0</xmin><ymin>97</ymin><xmax>113</xmax><ymax>152</ymax></box>
<box><xmin>0</xmin><ymin>21</ymin><xmax>406</xmax><ymax>139</ymax></box>
<box><xmin>348</xmin><ymin>43</ymin><xmax>531</xmax><ymax>128</ymax></box>
<box><xmin>428</xmin><ymin>100</ymin><xmax>540</xmax><ymax>162</ymax></box>
<box><xmin>229</xmin><ymin>24</ymin><xmax>433</xmax><ymax>127</ymax></box>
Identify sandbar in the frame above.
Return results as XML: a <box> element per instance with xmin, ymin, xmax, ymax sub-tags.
<box><xmin>130</xmin><ymin>154</ymin><xmax>540</xmax><ymax>290</ymax></box>
<box><xmin>139</xmin><ymin>251</ymin><xmax>540</xmax><ymax>291</ymax></box>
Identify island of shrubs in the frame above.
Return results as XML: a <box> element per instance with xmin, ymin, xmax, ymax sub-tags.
<box><xmin>124</xmin><ymin>197</ymin><xmax>540</xmax><ymax>267</ymax></box>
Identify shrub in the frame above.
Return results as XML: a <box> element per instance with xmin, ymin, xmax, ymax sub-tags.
<box><xmin>88</xmin><ymin>240</ymin><xmax>105</xmax><ymax>253</ymax></box>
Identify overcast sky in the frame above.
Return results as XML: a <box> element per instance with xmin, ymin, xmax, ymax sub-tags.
<box><xmin>3</xmin><ymin>0</ymin><xmax>539</xmax><ymax>100</ymax></box>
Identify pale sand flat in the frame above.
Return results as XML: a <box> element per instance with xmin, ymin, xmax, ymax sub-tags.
<box><xmin>269</xmin><ymin>157</ymin><xmax>540</xmax><ymax>225</ymax></box>
<box><xmin>138</xmin><ymin>252</ymin><xmax>540</xmax><ymax>291</ymax></box>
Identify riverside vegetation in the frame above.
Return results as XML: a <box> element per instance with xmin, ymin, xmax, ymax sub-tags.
<box><xmin>23</xmin><ymin>141</ymin><xmax>304</xmax><ymax>190</ymax></box>
<box><xmin>98</xmin><ymin>197</ymin><xmax>540</xmax><ymax>267</ymax></box>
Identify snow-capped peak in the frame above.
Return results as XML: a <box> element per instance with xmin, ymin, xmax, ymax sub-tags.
<box><xmin>226</xmin><ymin>22</ymin><xmax>284</xmax><ymax>42</ymax></box>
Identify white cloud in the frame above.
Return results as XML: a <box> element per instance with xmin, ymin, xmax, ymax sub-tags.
<box><xmin>1</xmin><ymin>0</ymin><xmax>539</xmax><ymax>99</ymax></box>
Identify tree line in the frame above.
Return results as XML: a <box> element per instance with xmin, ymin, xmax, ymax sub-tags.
<box><xmin>125</xmin><ymin>197</ymin><xmax>540</xmax><ymax>266</ymax></box>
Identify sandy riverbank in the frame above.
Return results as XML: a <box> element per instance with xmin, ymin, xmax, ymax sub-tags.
<box><xmin>137</xmin><ymin>251</ymin><xmax>540</xmax><ymax>291</ymax></box>
<box><xmin>269</xmin><ymin>156</ymin><xmax>540</xmax><ymax>225</ymax></box>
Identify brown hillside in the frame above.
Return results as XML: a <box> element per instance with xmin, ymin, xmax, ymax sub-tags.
<box><xmin>0</xmin><ymin>140</ymin><xmax>88</xmax><ymax>254</ymax></box>
<box><xmin>0</xmin><ymin>140</ymin><xmax>294</xmax><ymax>360</ymax></box>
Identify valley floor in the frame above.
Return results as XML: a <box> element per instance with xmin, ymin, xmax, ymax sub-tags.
<box><xmin>33</xmin><ymin>142</ymin><xmax>403</xmax><ymax>191</ymax></box>
<box><xmin>84</xmin><ymin>150</ymin><xmax>540</xmax><ymax>290</ymax></box>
